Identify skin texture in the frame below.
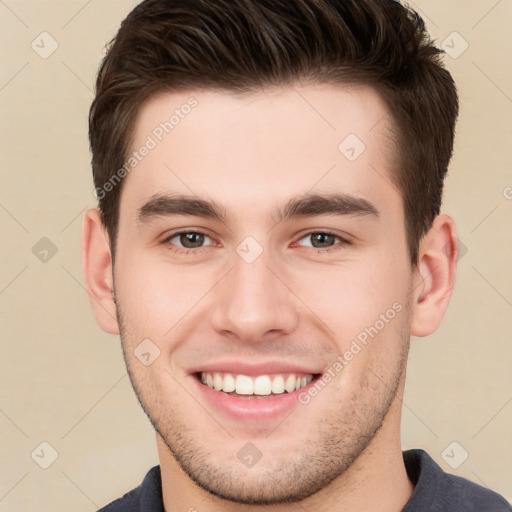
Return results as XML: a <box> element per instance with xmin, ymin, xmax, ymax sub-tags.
<box><xmin>82</xmin><ymin>84</ymin><xmax>458</xmax><ymax>511</ymax></box>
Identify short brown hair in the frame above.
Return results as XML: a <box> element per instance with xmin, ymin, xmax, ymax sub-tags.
<box><xmin>89</xmin><ymin>0</ymin><xmax>458</xmax><ymax>265</ymax></box>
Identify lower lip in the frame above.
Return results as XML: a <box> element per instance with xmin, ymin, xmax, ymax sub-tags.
<box><xmin>190</xmin><ymin>374</ymin><xmax>320</xmax><ymax>422</ymax></box>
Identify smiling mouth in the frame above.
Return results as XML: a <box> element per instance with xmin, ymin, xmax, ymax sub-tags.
<box><xmin>195</xmin><ymin>371</ymin><xmax>321</xmax><ymax>398</ymax></box>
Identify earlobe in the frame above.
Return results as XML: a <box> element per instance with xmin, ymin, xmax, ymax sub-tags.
<box><xmin>410</xmin><ymin>214</ymin><xmax>459</xmax><ymax>337</ymax></box>
<box><xmin>81</xmin><ymin>208</ymin><xmax>120</xmax><ymax>335</ymax></box>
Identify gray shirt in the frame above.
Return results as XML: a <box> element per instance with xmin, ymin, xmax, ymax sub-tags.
<box><xmin>97</xmin><ymin>448</ymin><xmax>511</xmax><ymax>511</ymax></box>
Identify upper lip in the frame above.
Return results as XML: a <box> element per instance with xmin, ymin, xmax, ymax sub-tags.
<box><xmin>189</xmin><ymin>359</ymin><xmax>324</xmax><ymax>377</ymax></box>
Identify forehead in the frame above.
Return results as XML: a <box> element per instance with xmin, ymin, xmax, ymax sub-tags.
<box><xmin>119</xmin><ymin>84</ymin><xmax>400</xmax><ymax>224</ymax></box>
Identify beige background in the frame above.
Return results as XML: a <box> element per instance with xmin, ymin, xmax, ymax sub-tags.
<box><xmin>1</xmin><ymin>0</ymin><xmax>511</xmax><ymax>510</ymax></box>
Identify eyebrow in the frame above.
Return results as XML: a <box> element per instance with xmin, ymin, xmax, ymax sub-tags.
<box><xmin>136</xmin><ymin>192</ymin><xmax>379</xmax><ymax>225</ymax></box>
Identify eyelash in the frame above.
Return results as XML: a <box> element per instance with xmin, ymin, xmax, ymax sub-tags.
<box><xmin>161</xmin><ymin>229</ymin><xmax>351</xmax><ymax>255</ymax></box>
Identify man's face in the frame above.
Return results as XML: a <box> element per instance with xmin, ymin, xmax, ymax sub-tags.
<box><xmin>112</xmin><ymin>84</ymin><xmax>415</xmax><ymax>503</ymax></box>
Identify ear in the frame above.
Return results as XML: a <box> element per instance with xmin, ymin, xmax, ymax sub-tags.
<box><xmin>81</xmin><ymin>208</ymin><xmax>120</xmax><ymax>334</ymax></box>
<box><xmin>410</xmin><ymin>214</ymin><xmax>459</xmax><ymax>337</ymax></box>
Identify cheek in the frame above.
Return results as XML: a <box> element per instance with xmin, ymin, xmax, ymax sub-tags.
<box><xmin>114</xmin><ymin>253</ymin><xmax>217</xmax><ymax>338</ymax></box>
<box><xmin>288</xmin><ymin>258</ymin><xmax>406</xmax><ymax>339</ymax></box>
<box><xmin>114</xmin><ymin>235</ymin><xmax>411</xmax><ymax>348</ymax></box>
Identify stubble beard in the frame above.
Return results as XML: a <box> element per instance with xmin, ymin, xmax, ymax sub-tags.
<box><xmin>115</xmin><ymin>294</ymin><xmax>411</xmax><ymax>505</ymax></box>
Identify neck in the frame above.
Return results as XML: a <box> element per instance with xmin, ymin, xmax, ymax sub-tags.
<box><xmin>157</xmin><ymin>379</ymin><xmax>414</xmax><ymax>512</ymax></box>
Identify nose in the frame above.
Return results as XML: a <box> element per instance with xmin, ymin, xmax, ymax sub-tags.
<box><xmin>210</xmin><ymin>246</ymin><xmax>299</xmax><ymax>343</ymax></box>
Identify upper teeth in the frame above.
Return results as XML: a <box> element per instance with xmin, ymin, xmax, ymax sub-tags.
<box><xmin>200</xmin><ymin>372</ymin><xmax>314</xmax><ymax>395</ymax></box>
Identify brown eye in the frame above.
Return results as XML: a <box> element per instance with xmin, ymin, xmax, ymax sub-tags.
<box><xmin>164</xmin><ymin>231</ymin><xmax>214</xmax><ymax>251</ymax></box>
<box><xmin>309</xmin><ymin>233</ymin><xmax>338</xmax><ymax>248</ymax></box>
<box><xmin>297</xmin><ymin>232</ymin><xmax>346</xmax><ymax>250</ymax></box>
<box><xmin>178</xmin><ymin>232</ymin><xmax>206</xmax><ymax>249</ymax></box>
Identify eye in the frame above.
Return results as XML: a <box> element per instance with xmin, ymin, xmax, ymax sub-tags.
<box><xmin>296</xmin><ymin>231</ymin><xmax>350</xmax><ymax>252</ymax></box>
<box><xmin>163</xmin><ymin>231</ymin><xmax>215</xmax><ymax>252</ymax></box>
<box><xmin>161</xmin><ymin>229</ymin><xmax>350</xmax><ymax>255</ymax></box>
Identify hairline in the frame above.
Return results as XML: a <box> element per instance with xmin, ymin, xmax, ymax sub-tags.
<box><xmin>107</xmin><ymin>80</ymin><xmax>413</xmax><ymax>267</ymax></box>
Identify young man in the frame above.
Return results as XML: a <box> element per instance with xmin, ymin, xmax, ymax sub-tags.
<box><xmin>82</xmin><ymin>0</ymin><xmax>510</xmax><ymax>510</ymax></box>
